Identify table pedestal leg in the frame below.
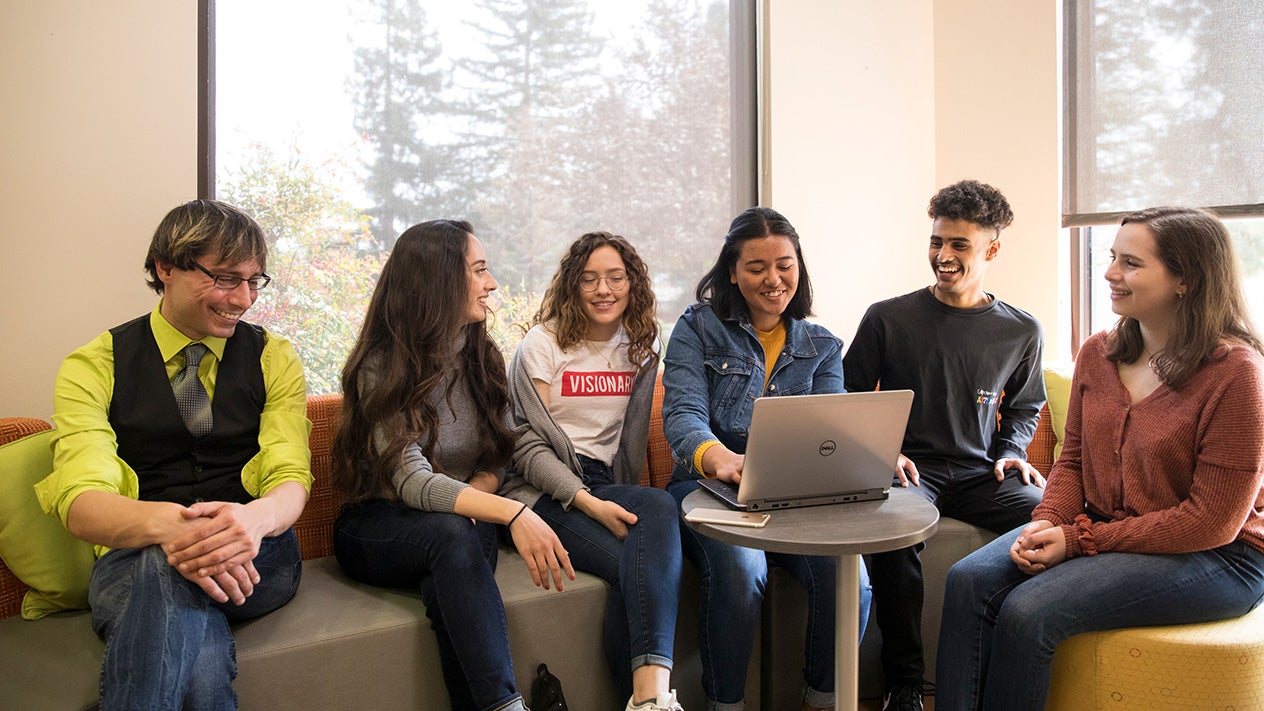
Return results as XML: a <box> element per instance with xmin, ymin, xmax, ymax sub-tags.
<box><xmin>836</xmin><ymin>553</ymin><xmax>861</xmax><ymax>711</ymax></box>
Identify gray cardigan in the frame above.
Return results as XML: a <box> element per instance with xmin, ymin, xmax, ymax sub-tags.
<box><xmin>499</xmin><ymin>337</ymin><xmax>658</xmax><ymax>509</ymax></box>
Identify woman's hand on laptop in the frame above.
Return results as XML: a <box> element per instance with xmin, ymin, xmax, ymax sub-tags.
<box><xmin>895</xmin><ymin>453</ymin><xmax>921</xmax><ymax>487</ymax></box>
<box><xmin>704</xmin><ymin>446</ymin><xmax>745</xmax><ymax>484</ymax></box>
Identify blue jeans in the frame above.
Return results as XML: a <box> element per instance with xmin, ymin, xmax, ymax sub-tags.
<box><xmin>334</xmin><ymin>499</ymin><xmax>523</xmax><ymax>711</ymax></box>
<box><xmin>668</xmin><ymin>478</ymin><xmax>872</xmax><ymax>710</ymax></box>
<box><xmin>936</xmin><ymin>526</ymin><xmax>1264</xmax><ymax>711</ymax></box>
<box><xmin>89</xmin><ymin>527</ymin><xmax>302</xmax><ymax>711</ymax></box>
<box><xmin>533</xmin><ymin>455</ymin><xmax>683</xmax><ymax>699</ymax></box>
<box><xmin>869</xmin><ymin>465</ymin><xmax>1043</xmax><ymax>687</ymax></box>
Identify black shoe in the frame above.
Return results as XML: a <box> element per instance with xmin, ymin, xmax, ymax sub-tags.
<box><xmin>882</xmin><ymin>679</ymin><xmax>934</xmax><ymax>711</ymax></box>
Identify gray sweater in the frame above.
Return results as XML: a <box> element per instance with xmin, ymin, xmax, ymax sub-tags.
<box><xmin>363</xmin><ymin>351</ymin><xmax>506</xmax><ymax>513</ymax></box>
<box><xmin>499</xmin><ymin>337</ymin><xmax>657</xmax><ymax>509</ymax></box>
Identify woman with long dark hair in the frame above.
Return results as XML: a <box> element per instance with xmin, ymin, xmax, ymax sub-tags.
<box><xmin>937</xmin><ymin>207</ymin><xmax>1264</xmax><ymax>710</ymax></box>
<box><xmin>330</xmin><ymin>220</ymin><xmax>573</xmax><ymax>711</ymax></box>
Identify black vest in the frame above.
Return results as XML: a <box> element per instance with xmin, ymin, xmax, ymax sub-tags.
<box><xmin>108</xmin><ymin>315</ymin><xmax>267</xmax><ymax>505</ymax></box>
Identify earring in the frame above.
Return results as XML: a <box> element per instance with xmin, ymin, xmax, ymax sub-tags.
<box><xmin>1177</xmin><ymin>290</ymin><xmax>1186</xmax><ymax>300</ymax></box>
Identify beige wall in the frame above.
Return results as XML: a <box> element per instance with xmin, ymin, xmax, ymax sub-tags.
<box><xmin>2</xmin><ymin>2</ymin><xmax>198</xmax><ymax>418</ymax></box>
<box><xmin>766</xmin><ymin>0</ymin><xmax>938</xmax><ymax>349</ymax></box>
<box><xmin>767</xmin><ymin>0</ymin><xmax>1063</xmax><ymax>359</ymax></box>
<box><xmin>932</xmin><ymin>0</ymin><xmax>1065</xmax><ymax>360</ymax></box>
<box><xmin>2</xmin><ymin>0</ymin><xmax>1062</xmax><ymax>419</ymax></box>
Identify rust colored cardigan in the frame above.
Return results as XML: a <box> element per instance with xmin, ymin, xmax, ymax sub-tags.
<box><xmin>1034</xmin><ymin>331</ymin><xmax>1264</xmax><ymax>558</ymax></box>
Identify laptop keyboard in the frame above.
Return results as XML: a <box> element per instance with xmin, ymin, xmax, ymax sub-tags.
<box><xmin>707</xmin><ymin>479</ymin><xmax>739</xmax><ymax>497</ymax></box>
<box><xmin>698</xmin><ymin>478</ymin><xmax>745</xmax><ymax>509</ymax></box>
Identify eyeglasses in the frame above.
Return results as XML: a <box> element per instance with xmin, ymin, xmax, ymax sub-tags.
<box><xmin>192</xmin><ymin>262</ymin><xmax>272</xmax><ymax>291</ymax></box>
<box><xmin>579</xmin><ymin>272</ymin><xmax>628</xmax><ymax>292</ymax></box>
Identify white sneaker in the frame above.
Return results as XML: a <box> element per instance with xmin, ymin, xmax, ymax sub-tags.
<box><xmin>625</xmin><ymin>689</ymin><xmax>683</xmax><ymax>711</ymax></box>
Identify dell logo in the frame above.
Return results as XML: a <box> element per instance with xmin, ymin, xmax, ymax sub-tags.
<box><xmin>819</xmin><ymin>440</ymin><xmax>836</xmax><ymax>456</ymax></box>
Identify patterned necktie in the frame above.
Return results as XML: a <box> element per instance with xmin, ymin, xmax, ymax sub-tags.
<box><xmin>172</xmin><ymin>343</ymin><xmax>213</xmax><ymax>438</ymax></box>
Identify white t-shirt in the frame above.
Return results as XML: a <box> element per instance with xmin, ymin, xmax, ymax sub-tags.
<box><xmin>518</xmin><ymin>323</ymin><xmax>635</xmax><ymax>466</ymax></box>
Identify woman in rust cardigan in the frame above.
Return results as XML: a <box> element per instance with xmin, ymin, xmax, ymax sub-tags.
<box><xmin>935</xmin><ymin>207</ymin><xmax>1264</xmax><ymax>711</ymax></box>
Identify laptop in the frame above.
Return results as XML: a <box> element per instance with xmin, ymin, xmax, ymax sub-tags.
<box><xmin>698</xmin><ymin>390</ymin><xmax>913</xmax><ymax>511</ymax></box>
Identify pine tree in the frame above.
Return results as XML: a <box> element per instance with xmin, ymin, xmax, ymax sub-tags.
<box><xmin>453</xmin><ymin>0</ymin><xmax>605</xmax><ymax>290</ymax></box>
<box><xmin>568</xmin><ymin>0</ymin><xmax>734</xmax><ymax>319</ymax></box>
<box><xmin>350</xmin><ymin>0</ymin><xmax>455</xmax><ymax>249</ymax></box>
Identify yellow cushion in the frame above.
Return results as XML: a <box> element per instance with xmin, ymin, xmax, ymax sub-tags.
<box><xmin>1043</xmin><ymin>364</ymin><xmax>1072</xmax><ymax>461</ymax></box>
<box><xmin>1047</xmin><ymin>603</ymin><xmax>1264</xmax><ymax>710</ymax></box>
<box><xmin>0</xmin><ymin>430</ymin><xmax>96</xmax><ymax>619</ymax></box>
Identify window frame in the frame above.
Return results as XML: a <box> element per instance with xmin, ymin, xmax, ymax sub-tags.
<box><xmin>1062</xmin><ymin>0</ymin><xmax>1264</xmax><ymax>354</ymax></box>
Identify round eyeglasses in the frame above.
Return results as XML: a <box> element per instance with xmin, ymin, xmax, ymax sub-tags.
<box><xmin>579</xmin><ymin>273</ymin><xmax>628</xmax><ymax>292</ymax></box>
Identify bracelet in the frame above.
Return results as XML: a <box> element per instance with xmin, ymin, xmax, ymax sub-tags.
<box><xmin>507</xmin><ymin>503</ymin><xmax>528</xmax><ymax>528</ymax></box>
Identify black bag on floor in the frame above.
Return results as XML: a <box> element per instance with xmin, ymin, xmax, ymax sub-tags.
<box><xmin>530</xmin><ymin>662</ymin><xmax>569</xmax><ymax>711</ymax></box>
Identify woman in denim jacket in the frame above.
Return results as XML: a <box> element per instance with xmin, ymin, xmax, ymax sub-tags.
<box><xmin>663</xmin><ymin>207</ymin><xmax>873</xmax><ymax>711</ymax></box>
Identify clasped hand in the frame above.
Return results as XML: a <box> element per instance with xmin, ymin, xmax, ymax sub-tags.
<box><xmin>1008</xmin><ymin>519</ymin><xmax>1067</xmax><ymax>574</ymax></box>
<box><xmin>164</xmin><ymin>501</ymin><xmax>270</xmax><ymax>605</ymax></box>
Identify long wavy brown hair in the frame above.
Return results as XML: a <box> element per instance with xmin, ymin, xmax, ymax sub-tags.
<box><xmin>531</xmin><ymin>231</ymin><xmax>659</xmax><ymax>371</ymax></box>
<box><xmin>1107</xmin><ymin>206</ymin><xmax>1263</xmax><ymax>389</ymax></box>
<box><xmin>331</xmin><ymin>220</ymin><xmax>515</xmax><ymax>503</ymax></box>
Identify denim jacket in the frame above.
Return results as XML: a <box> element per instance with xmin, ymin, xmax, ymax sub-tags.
<box><xmin>662</xmin><ymin>302</ymin><xmax>845</xmax><ymax>483</ymax></box>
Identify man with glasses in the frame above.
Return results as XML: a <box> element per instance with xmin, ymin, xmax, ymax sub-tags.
<box><xmin>36</xmin><ymin>200</ymin><xmax>312</xmax><ymax>709</ymax></box>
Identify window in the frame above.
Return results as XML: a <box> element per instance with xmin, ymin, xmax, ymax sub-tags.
<box><xmin>206</xmin><ymin>0</ymin><xmax>756</xmax><ymax>392</ymax></box>
<box><xmin>1084</xmin><ymin>219</ymin><xmax>1264</xmax><ymax>335</ymax></box>
<box><xmin>1064</xmin><ymin>0</ymin><xmax>1264</xmax><ymax>343</ymax></box>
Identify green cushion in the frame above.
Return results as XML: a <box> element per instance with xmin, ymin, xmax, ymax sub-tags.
<box><xmin>0</xmin><ymin>430</ymin><xmax>95</xmax><ymax>619</ymax></box>
<box><xmin>1043</xmin><ymin>365</ymin><xmax>1073</xmax><ymax>462</ymax></box>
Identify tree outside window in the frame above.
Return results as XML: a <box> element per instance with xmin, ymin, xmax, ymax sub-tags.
<box><xmin>214</xmin><ymin>0</ymin><xmax>748</xmax><ymax>393</ymax></box>
<box><xmin>1065</xmin><ymin>0</ymin><xmax>1263</xmax><ymax>337</ymax></box>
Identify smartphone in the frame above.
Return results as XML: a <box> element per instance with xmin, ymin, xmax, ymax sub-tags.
<box><xmin>684</xmin><ymin>509</ymin><xmax>771</xmax><ymax>528</ymax></box>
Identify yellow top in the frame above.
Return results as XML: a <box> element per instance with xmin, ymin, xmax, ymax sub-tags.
<box><xmin>692</xmin><ymin>321</ymin><xmax>786</xmax><ymax>477</ymax></box>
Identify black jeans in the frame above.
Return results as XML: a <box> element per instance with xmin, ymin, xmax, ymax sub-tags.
<box><xmin>867</xmin><ymin>464</ymin><xmax>1044</xmax><ymax>688</ymax></box>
